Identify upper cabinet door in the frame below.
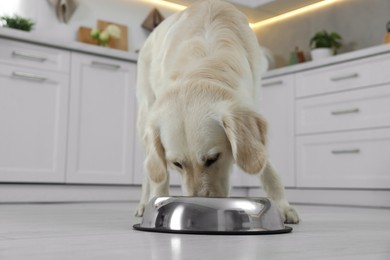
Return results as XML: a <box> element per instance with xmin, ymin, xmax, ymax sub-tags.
<box><xmin>67</xmin><ymin>53</ymin><xmax>136</xmax><ymax>184</ymax></box>
<box><xmin>0</xmin><ymin>64</ymin><xmax>69</xmax><ymax>182</ymax></box>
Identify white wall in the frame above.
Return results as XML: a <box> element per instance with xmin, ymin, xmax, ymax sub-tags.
<box><xmin>254</xmin><ymin>0</ymin><xmax>390</xmax><ymax>68</ymax></box>
<box><xmin>0</xmin><ymin>0</ymin><xmax>177</xmax><ymax>52</ymax></box>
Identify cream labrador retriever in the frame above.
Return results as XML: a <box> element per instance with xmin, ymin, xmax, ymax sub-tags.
<box><xmin>135</xmin><ymin>0</ymin><xmax>299</xmax><ymax>223</ymax></box>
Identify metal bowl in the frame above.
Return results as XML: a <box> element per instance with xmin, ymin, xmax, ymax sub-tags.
<box><xmin>133</xmin><ymin>197</ymin><xmax>292</xmax><ymax>235</ymax></box>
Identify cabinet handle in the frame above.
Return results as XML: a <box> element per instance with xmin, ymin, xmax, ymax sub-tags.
<box><xmin>12</xmin><ymin>51</ymin><xmax>47</xmax><ymax>62</ymax></box>
<box><xmin>12</xmin><ymin>71</ymin><xmax>47</xmax><ymax>81</ymax></box>
<box><xmin>262</xmin><ymin>80</ymin><xmax>283</xmax><ymax>87</ymax></box>
<box><xmin>330</xmin><ymin>73</ymin><xmax>359</xmax><ymax>82</ymax></box>
<box><xmin>91</xmin><ymin>61</ymin><xmax>121</xmax><ymax>70</ymax></box>
<box><xmin>331</xmin><ymin>108</ymin><xmax>360</xmax><ymax>115</ymax></box>
<box><xmin>331</xmin><ymin>149</ymin><xmax>360</xmax><ymax>155</ymax></box>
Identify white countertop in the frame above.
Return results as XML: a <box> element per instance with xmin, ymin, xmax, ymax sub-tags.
<box><xmin>0</xmin><ymin>27</ymin><xmax>138</xmax><ymax>62</ymax></box>
<box><xmin>263</xmin><ymin>43</ymin><xmax>390</xmax><ymax>79</ymax></box>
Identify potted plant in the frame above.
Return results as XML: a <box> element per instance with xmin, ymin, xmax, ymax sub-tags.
<box><xmin>310</xmin><ymin>30</ymin><xmax>342</xmax><ymax>60</ymax></box>
<box><xmin>0</xmin><ymin>15</ymin><xmax>34</xmax><ymax>31</ymax></box>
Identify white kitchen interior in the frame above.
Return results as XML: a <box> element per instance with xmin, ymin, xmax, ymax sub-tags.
<box><xmin>0</xmin><ymin>0</ymin><xmax>390</xmax><ymax>259</ymax></box>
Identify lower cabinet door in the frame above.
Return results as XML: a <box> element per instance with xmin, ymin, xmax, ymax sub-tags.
<box><xmin>0</xmin><ymin>64</ymin><xmax>69</xmax><ymax>182</ymax></box>
<box><xmin>296</xmin><ymin>128</ymin><xmax>390</xmax><ymax>188</ymax></box>
<box><xmin>66</xmin><ymin>53</ymin><xmax>136</xmax><ymax>184</ymax></box>
<box><xmin>241</xmin><ymin>75</ymin><xmax>296</xmax><ymax>187</ymax></box>
<box><xmin>132</xmin><ymin>131</ymin><xmax>144</xmax><ymax>185</ymax></box>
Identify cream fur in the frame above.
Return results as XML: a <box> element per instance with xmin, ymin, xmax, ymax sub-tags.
<box><xmin>135</xmin><ymin>0</ymin><xmax>299</xmax><ymax>224</ymax></box>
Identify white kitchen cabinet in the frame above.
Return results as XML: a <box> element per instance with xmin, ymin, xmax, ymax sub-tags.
<box><xmin>0</xmin><ymin>64</ymin><xmax>69</xmax><ymax>182</ymax></box>
<box><xmin>295</xmin><ymin>53</ymin><xmax>390</xmax><ymax>189</ymax></box>
<box><xmin>240</xmin><ymin>75</ymin><xmax>296</xmax><ymax>187</ymax></box>
<box><xmin>132</xmin><ymin>137</ymin><xmax>144</xmax><ymax>185</ymax></box>
<box><xmin>295</xmin><ymin>53</ymin><xmax>390</xmax><ymax>98</ymax></box>
<box><xmin>230</xmin><ymin>165</ymin><xmax>244</xmax><ymax>187</ymax></box>
<box><xmin>66</xmin><ymin>53</ymin><xmax>136</xmax><ymax>184</ymax></box>
<box><xmin>296</xmin><ymin>128</ymin><xmax>390</xmax><ymax>188</ymax></box>
<box><xmin>296</xmin><ymin>85</ymin><xmax>390</xmax><ymax>134</ymax></box>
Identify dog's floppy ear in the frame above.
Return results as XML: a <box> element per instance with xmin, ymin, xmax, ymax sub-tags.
<box><xmin>221</xmin><ymin>106</ymin><xmax>268</xmax><ymax>174</ymax></box>
<box><xmin>143</xmin><ymin>127</ymin><xmax>167</xmax><ymax>183</ymax></box>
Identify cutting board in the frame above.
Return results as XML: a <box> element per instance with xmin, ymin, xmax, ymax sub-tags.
<box><xmin>78</xmin><ymin>21</ymin><xmax>128</xmax><ymax>51</ymax></box>
<box><xmin>78</xmin><ymin>26</ymin><xmax>98</xmax><ymax>45</ymax></box>
<box><xmin>97</xmin><ymin>20</ymin><xmax>128</xmax><ymax>51</ymax></box>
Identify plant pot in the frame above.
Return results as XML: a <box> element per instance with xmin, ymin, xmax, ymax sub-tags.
<box><xmin>310</xmin><ymin>48</ymin><xmax>333</xmax><ymax>61</ymax></box>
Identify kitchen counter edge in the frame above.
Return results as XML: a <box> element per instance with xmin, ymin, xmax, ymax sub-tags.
<box><xmin>0</xmin><ymin>27</ymin><xmax>138</xmax><ymax>63</ymax></box>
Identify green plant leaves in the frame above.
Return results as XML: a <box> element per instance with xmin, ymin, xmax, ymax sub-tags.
<box><xmin>310</xmin><ymin>30</ymin><xmax>342</xmax><ymax>50</ymax></box>
<box><xmin>0</xmin><ymin>15</ymin><xmax>34</xmax><ymax>31</ymax></box>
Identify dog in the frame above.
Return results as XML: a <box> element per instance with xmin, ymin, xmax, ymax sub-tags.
<box><xmin>135</xmin><ymin>0</ymin><xmax>299</xmax><ymax>224</ymax></box>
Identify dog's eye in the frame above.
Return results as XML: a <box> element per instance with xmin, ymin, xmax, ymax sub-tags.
<box><xmin>173</xmin><ymin>162</ymin><xmax>183</xmax><ymax>169</ymax></box>
<box><xmin>205</xmin><ymin>153</ymin><xmax>220</xmax><ymax>167</ymax></box>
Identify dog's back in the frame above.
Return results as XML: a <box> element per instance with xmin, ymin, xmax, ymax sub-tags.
<box><xmin>137</xmin><ymin>0</ymin><xmax>262</xmax><ymax>113</ymax></box>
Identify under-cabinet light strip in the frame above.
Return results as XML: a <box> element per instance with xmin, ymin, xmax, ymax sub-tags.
<box><xmin>143</xmin><ymin>0</ymin><xmax>342</xmax><ymax>29</ymax></box>
<box><xmin>144</xmin><ymin>0</ymin><xmax>187</xmax><ymax>10</ymax></box>
<box><xmin>249</xmin><ymin>0</ymin><xmax>341</xmax><ymax>29</ymax></box>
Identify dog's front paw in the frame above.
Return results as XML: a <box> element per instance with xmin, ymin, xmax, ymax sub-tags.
<box><xmin>278</xmin><ymin>201</ymin><xmax>300</xmax><ymax>224</ymax></box>
<box><xmin>135</xmin><ymin>203</ymin><xmax>146</xmax><ymax>217</ymax></box>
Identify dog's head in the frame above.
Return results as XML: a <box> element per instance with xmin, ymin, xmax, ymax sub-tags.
<box><xmin>143</xmin><ymin>84</ymin><xmax>267</xmax><ymax>197</ymax></box>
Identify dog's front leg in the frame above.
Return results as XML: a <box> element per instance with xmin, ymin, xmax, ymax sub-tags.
<box><xmin>135</xmin><ymin>175</ymin><xmax>150</xmax><ymax>217</ymax></box>
<box><xmin>260</xmin><ymin>161</ymin><xmax>300</xmax><ymax>224</ymax></box>
<box><xmin>135</xmin><ymin>126</ymin><xmax>169</xmax><ymax>216</ymax></box>
<box><xmin>135</xmin><ymin>172</ymin><xmax>170</xmax><ymax>217</ymax></box>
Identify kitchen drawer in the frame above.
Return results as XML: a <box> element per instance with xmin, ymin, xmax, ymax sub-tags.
<box><xmin>0</xmin><ymin>64</ymin><xmax>66</xmax><ymax>86</ymax></box>
<box><xmin>296</xmin><ymin>85</ymin><xmax>390</xmax><ymax>134</ymax></box>
<box><xmin>0</xmin><ymin>38</ymin><xmax>70</xmax><ymax>73</ymax></box>
<box><xmin>296</xmin><ymin>54</ymin><xmax>390</xmax><ymax>98</ymax></box>
<box><xmin>296</xmin><ymin>128</ymin><xmax>390</xmax><ymax>188</ymax></box>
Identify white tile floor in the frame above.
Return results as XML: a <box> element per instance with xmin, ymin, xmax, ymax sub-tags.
<box><xmin>0</xmin><ymin>202</ymin><xmax>389</xmax><ymax>260</ymax></box>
